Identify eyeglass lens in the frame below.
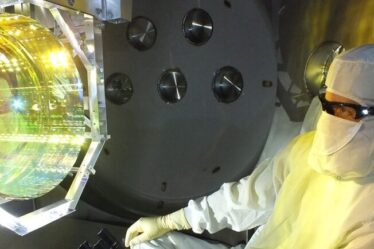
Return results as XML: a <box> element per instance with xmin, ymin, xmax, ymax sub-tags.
<box><xmin>320</xmin><ymin>95</ymin><xmax>358</xmax><ymax>119</ymax></box>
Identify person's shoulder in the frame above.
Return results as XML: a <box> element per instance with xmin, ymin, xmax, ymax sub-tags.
<box><xmin>294</xmin><ymin>131</ymin><xmax>315</xmax><ymax>145</ymax></box>
<box><xmin>272</xmin><ymin>131</ymin><xmax>316</xmax><ymax>174</ymax></box>
<box><xmin>285</xmin><ymin>131</ymin><xmax>315</xmax><ymax>158</ymax></box>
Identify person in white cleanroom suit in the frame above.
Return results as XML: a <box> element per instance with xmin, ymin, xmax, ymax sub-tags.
<box><xmin>125</xmin><ymin>44</ymin><xmax>374</xmax><ymax>249</ymax></box>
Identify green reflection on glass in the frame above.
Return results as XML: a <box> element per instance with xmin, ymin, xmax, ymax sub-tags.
<box><xmin>0</xmin><ymin>14</ymin><xmax>85</xmax><ymax>199</ymax></box>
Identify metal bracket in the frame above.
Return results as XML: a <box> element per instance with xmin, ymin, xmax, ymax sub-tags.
<box><xmin>46</xmin><ymin>0</ymin><xmax>132</xmax><ymax>22</ymax></box>
<box><xmin>0</xmin><ymin>0</ymin><xmax>132</xmax><ymax>22</ymax></box>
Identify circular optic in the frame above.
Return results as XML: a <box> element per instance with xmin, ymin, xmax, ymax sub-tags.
<box><xmin>127</xmin><ymin>16</ymin><xmax>157</xmax><ymax>51</ymax></box>
<box><xmin>213</xmin><ymin>66</ymin><xmax>244</xmax><ymax>103</ymax></box>
<box><xmin>158</xmin><ymin>68</ymin><xmax>187</xmax><ymax>104</ymax></box>
<box><xmin>0</xmin><ymin>14</ymin><xmax>84</xmax><ymax>199</ymax></box>
<box><xmin>304</xmin><ymin>41</ymin><xmax>345</xmax><ymax>96</ymax></box>
<box><xmin>183</xmin><ymin>8</ymin><xmax>213</xmax><ymax>46</ymax></box>
<box><xmin>105</xmin><ymin>73</ymin><xmax>133</xmax><ymax>105</ymax></box>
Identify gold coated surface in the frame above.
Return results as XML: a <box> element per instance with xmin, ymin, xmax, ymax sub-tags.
<box><xmin>0</xmin><ymin>14</ymin><xmax>84</xmax><ymax>199</ymax></box>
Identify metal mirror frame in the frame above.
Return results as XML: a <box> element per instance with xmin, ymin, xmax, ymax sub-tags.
<box><xmin>0</xmin><ymin>0</ymin><xmax>112</xmax><ymax>236</ymax></box>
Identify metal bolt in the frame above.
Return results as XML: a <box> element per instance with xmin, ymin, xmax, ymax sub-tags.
<box><xmin>161</xmin><ymin>182</ymin><xmax>167</xmax><ymax>192</ymax></box>
<box><xmin>224</xmin><ymin>0</ymin><xmax>232</xmax><ymax>8</ymax></box>
<box><xmin>95</xmin><ymin>22</ymin><xmax>106</xmax><ymax>29</ymax></box>
<box><xmin>67</xmin><ymin>0</ymin><xmax>75</xmax><ymax>6</ymax></box>
<box><xmin>212</xmin><ymin>166</ymin><xmax>221</xmax><ymax>174</ymax></box>
<box><xmin>262</xmin><ymin>80</ymin><xmax>273</xmax><ymax>87</ymax></box>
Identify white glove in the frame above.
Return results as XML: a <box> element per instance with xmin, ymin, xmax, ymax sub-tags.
<box><xmin>124</xmin><ymin>209</ymin><xmax>191</xmax><ymax>248</ymax></box>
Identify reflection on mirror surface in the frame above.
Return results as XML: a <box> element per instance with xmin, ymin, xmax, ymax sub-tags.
<box><xmin>0</xmin><ymin>14</ymin><xmax>85</xmax><ymax>199</ymax></box>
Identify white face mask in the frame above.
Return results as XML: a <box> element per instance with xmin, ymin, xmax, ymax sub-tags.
<box><xmin>309</xmin><ymin>112</ymin><xmax>374</xmax><ymax>179</ymax></box>
<box><xmin>313</xmin><ymin>112</ymin><xmax>362</xmax><ymax>155</ymax></box>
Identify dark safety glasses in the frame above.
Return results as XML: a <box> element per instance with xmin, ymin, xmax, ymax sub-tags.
<box><xmin>319</xmin><ymin>92</ymin><xmax>374</xmax><ymax>119</ymax></box>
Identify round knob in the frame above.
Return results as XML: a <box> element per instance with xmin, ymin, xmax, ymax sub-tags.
<box><xmin>105</xmin><ymin>73</ymin><xmax>133</xmax><ymax>105</ymax></box>
<box><xmin>127</xmin><ymin>16</ymin><xmax>157</xmax><ymax>51</ymax></box>
<box><xmin>158</xmin><ymin>69</ymin><xmax>187</xmax><ymax>104</ymax></box>
<box><xmin>212</xmin><ymin>66</ymin><xmax>244</xmax><ymax>103</ymax></box>
<box><xmin>183</xmin><ymin>8</ymin><xmax>213</xmax><ymax>46</ymax></box>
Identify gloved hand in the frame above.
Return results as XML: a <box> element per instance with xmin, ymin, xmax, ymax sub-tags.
<box><xmin>124</xmin><ymin>208</ymin><xmax>191</xmax><ymax>248</ymax></box>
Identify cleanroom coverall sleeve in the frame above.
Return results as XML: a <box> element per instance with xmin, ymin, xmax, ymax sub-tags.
<box><xmin>184</xmin><ymin>145</ymin><xmax>290</xmax><ymax>234</ymax></box>
<box><xmin>344</xmin><ymin>235</ymin><xmax>374</xmax><ymax>249</ymax></box>
<box><xmin>339</xmin><ymin>221</ymin><xmax>374</xmax><ymax>249</ymax></box>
